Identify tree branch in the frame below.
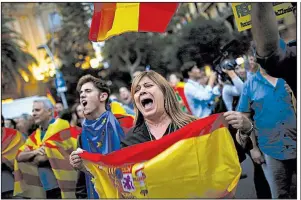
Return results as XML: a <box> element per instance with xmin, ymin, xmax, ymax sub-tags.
<box><xmin>130</xmin><ymin>48</ymin><xmax>142</xmax><ymax>74</ymax></box>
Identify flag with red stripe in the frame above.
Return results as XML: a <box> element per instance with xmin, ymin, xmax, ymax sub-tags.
<box><xmin>14</xmin><ymin>119</ymin><xmax>81</xmax><ymax>198</ymax></box>
<box><xmin>79</xmin><ymin>114</ymin><xmax>241</xmax><ymax>198</ymax></box>
<box><xmin>2</xmin><ymin>128</ymin><xmax>26</xmax><ymax>171</ymax></box>
<box><xmin>89</xmin><ymin>3</ymin><xmax>179</xmax><ymax>41</ymax></box>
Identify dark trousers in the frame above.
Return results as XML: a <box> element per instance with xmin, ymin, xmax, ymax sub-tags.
<box><xmin>2</xmin><ymin>191</ymin><xmax>13</xmax><ymax>199</ymax></box>
<box><xmin>246</xmin><ymin>152</ymin><xmax>272</xmax><ymax>199</ymax></box>
<box><xmin>46</xmin><ymin>188</ymin><xmax>62</xmax><ymax>199</ymax></box>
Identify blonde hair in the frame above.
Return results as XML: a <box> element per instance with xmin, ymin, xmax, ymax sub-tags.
<box><xmin>131</xmin><ymin>70</ymin><xmax>197</xmax><ymax>128</ymax></box>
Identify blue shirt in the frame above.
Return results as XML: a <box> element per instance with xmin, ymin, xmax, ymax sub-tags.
<box><xmin>184</xmin><ymin>79</ymin><xmax>213</xmax><ymax>118</ymax></box>
<box><xmin>38</xmin><ymin>118</ymin><xmax>59</xmax><ymax>191</ymax></box>
<box><xmin>237</xmin><ymin>70</ymin><xmax>296</xmax><ymax>160</ymax></box>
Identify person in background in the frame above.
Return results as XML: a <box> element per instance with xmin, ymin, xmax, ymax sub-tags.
<box><xmin>54</xmin><ymin>102</ymin><xmax>64</xmax><ymax>116</ymax></box>
<box><xmin>225</xmin><ymin>61</ymin><xmax>297</xmax><ymax>198</ymax></box>
<box><xmin>167</xmin><ymin>72</ymin><xmax>191</xmax><ymax>114</ymax></box>
<box><xmin>5</xmin><ymin>118</ymin><xmax>17</xmax><ymax>129</ymax></box>
<box><xmin>16</xmin><ymin>98</ymin><xmax>79</xmax><ymax>199</ymax></box>
<box><xmin>2</xmin><ymin>115</ymin><xmax>26</xmax><ymax>199</ymax></box>
<box><xmin>251</xmin><ymin>2</ymin><xmax>296</xmax><ymax>97</ymax></box>
<box><xmin>221</xmin><ymin>62</ymin><xmax>245</xmax><ymax>111</ymax></box>
<box><xmin>109</xmin><ymin>94</ymin><xmax>135</xmax><ymax>116</ymax></box>
<box><xmin>181</xmin><ymin>61</ymin><xmax>217</xmax><ymax>118</ymax></box>
<box><xmin>119</xmin><ymin>86</ymin><xmax>135</xmax><ymax>110</ymax></box>
<box><xmin>71</xmin><ymin>103</ymin><xmax>84</xmax><ymax>127</ymax></box>
<box><xmin>16</xmin><ymin>114</ymin><xmax>37</xmax><ymax>139</ymax></box>
<box><xmin>69</xmin><ymin>75</ymin><xmax>125</xmax><ymax>199</ymax></box>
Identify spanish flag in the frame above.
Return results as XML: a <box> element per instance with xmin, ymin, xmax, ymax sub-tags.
<box><xmin>46</xmin><ymin>88</ymin><xmax>56</xmax><ymax>106</ymax></box>
<box><xmin>2</xmin><ymin>128</ymin><xmax>26</xmax><ymax>171</ymax></box>
<box><xmin>14</xmin><ymin>119</ymin><xmax>81</xmax><ymax>198</ymax></box>
<box><xmin>174</xmin><ymin>82</ymin><xmax>192</xmax><ymax>114</ymax></box>
<box><xmin>110</xmin><ymin>101</ymin><xmax>135</xmax><ymax>134</ymax></box>
<box><xmin>79</xmin><ymin>114</ymin><xmax>241</xmax><ymax>198</ymax></box>
<box><xmin>89</xmin><ymin>3</ymin><xmax>179</xmax><ymax>42</ymax></box>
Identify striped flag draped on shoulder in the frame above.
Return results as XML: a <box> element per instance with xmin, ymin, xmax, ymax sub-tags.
<box><xmin>2</xmin><ymin>128</ymin><xmax>26</xmax><ymax>170</ymax></box>
<box><xmin>14</xmin><ymin>119</ymin><xmax>81</xmax><ymax>198</ymax></box>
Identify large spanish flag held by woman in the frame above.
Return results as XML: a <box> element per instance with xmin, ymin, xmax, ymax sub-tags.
<box><xmin>89</xmin><ymin>3</ymin><xmax>179</xmax><ymax>42</ymax></box>
<box><xmin>79</xmin><ymin>113</ymin><xmax>241</xmax><ymax>198</ymax></box>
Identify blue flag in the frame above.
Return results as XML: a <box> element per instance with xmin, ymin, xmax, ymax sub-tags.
<box><xmin>81</xmin><ymin>111</ymin><xmax>125</xmax><ymax>198</ymax></box>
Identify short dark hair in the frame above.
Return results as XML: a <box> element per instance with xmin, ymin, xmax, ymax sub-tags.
<box><xmin>76</xmin><ymin>75</ymin><xmax>111</xmax><ymax>103</ymax></box>
<box><xmin>5</xmin><ymin>118</ymin><xmax>17</xmax><ymax>129</ymax></box>
<box><xmin>181</xmin><ymin>61</ymin><xmax>197</xmax><ymax>79</ymax></box>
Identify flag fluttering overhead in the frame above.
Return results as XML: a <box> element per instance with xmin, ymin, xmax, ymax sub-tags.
<box><xmin>89</xmin><ymin>3</ymin><xmax>179</xmax><ymax>42</ymax></box>
<box><xmin>79</xmin><ymin>113</ymin><xmax>241</xmax><ymax>198</ymax></box>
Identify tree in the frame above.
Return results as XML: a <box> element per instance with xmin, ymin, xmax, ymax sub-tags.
<box><xmin>175</xmin><ymin>16</ymin><xmax>252</xmax><ymax>68</ymax></box>
<box><xmin>47</xmin><ymin>3</ymin><xmax>94</xmax><ymax>68</ymax></box>
<box><xmin>102</xmin><ymin>32</ymin><xmax>172</xmax><ymax>77</ymax></box>
<box><xmin>44</xmin><ymin>3</ymin><xmax>96</xmax><ymax>104</ymax></box>
<box><xmin>1</xmin><ymin>15</ymin><xmax>37</xmax><ymax>95</ymax></box>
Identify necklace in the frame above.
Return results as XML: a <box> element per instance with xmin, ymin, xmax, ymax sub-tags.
<box><xmin>145</xmin><ymin>122</ymin><xmax>173</xmax><ymax>141</ymax></box>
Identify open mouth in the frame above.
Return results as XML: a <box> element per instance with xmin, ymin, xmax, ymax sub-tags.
<box><xmin>82</xmin><ymin>100</ymin><xmax>88</xmax><ymax>107</ymax></box>
<box><xmin>141</xmin><ymin>98</ymin><xmax>154</xmax><ymax>110</ymax></box>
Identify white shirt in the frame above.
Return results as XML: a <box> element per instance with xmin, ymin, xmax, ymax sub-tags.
<box><xmin>184</xmin><ymin>79</ymin><xmax>213</xmax><ymax>118</ymax></box>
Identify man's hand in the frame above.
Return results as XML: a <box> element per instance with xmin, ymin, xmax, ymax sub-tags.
<box><xmin>32</xmin><ymin>155</ymin><xmax>48</xmax><ymax>165</ymax></box>
<box><xmin>285</xmin><ymin>83</ymin><xmax>293</xmax><ymax>94</ymax></box>
<box><xmin>224</xmin><ymin>111</ymin><xmax>252</xmax><ymax>132</ymax></box>
<box><xmin>222</xmin><ymin>68</ymin><xmax>238</xmax><ymax>80</ymax></box>
<box><xmin>208</xmin><ymin>72</ymin><xmax>217</xmax><ymax>88</ymax></box>
<box><xmin>33</xmin><ymin>146</ymin><xmax>45</xmax><ymax>156</ymax></box>
<box><xmin>69</xmin><ymin>149</ymin><xmax>84</xmax><ymax>170</ymax></box>
<box><xmin>250</xmin><ymin>147</ymin><xmax>265</xmax><ymax>165</ymax></box>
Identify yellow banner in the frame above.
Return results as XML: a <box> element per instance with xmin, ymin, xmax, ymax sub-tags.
<box><xmin>232</xmin><ymin>3</ymin><xmax>294</xmax><ymax>32</ymax></box>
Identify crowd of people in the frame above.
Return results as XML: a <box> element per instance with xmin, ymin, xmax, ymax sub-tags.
<box><xmin>1</xmin><ymin>3</ymin><xmax>297</xmax><ymax>199</ymax></box>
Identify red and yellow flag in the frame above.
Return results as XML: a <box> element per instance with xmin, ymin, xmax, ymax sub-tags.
<box><xmin>174</xmin><ymin>82</ymin><xmax>192</xmax><ymax>114</ymax></box>
<box><xmin>46</xmin><ymin>88</ymin><xmax>56</xmax><ymax>106</ymax></box>
<box><xmin>110</xmin><ymin>101</ymin><xmax>135</xmax><ymax>134</ymax></box>
<box><xmin>79</xmin><ymin>114</ymin><xmax>241</xmax><ymax>198</ymax></box>
<box><xmin>89</xmin><ymin>3</ymin><xmax>179</xmax><ymax>42</ymax></box>
<box><xmin>14</xmin><ymin>119</ymin><xmax>81</xmax><ymax>199</ymax></box>
<box><xmin>2</xmin><ymin>128</ymin><xmax>26</xmax><ymax>170</ymax></box>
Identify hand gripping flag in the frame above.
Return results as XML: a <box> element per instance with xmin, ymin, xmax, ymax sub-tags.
<box><xmin>2</xmin><ymin>128</ymin><xmax>26</xmax><ymax>171</ymax></box>
<box><xmin>79</xmin><ymin>113</ymin><xmax>241</xmax><ymax>198</ymax></box>
<box><xmin>13</xmin><ymin>119</ymin><xmax>81</xmax><ymax>198</ymax></box>
<box><xmin>89</xmin><ymin>3</ymin><xmax>179</xmax><ymax>42</ymax></box>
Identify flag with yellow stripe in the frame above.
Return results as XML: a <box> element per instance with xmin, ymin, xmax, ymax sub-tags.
<box><xmin>110</xmin><ymin>101</ymin><xmax>135</xmax><ymax>134</ymax></box>
<box><xmin>89</xmin><ymin>3</ymin><xmax>179</xmax><ymax>41</ymax></box>
<box><xmin>14</xmin><ymin>118</ymin><xmax>81</xmax><ymax>198</ymax></box>
<box><xmin>2</xmin><ymin>128</ymin><xmax>26</xmax><ymax>171</ymax></box>
<box><xmin>79</xmin><ymin>114</ymin><xmax>241</xmax><ymax>198</ymax></box>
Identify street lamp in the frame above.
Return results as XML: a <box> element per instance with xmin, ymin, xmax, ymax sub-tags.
<box><xmin>37</xmin><ymin>44</ymin><xmax>68</xmax><ymax>109</ymax></box>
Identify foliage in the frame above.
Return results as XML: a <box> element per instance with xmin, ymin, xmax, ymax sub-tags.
<box><xmin>1</xmin><ymin>15</ymin><xmax>37</xmax><ymax>91</ymax></box>
<box><xmin>46</xmin><ymin>3</ymin><xmax>94</xmax><ymax>68</ymax></box>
